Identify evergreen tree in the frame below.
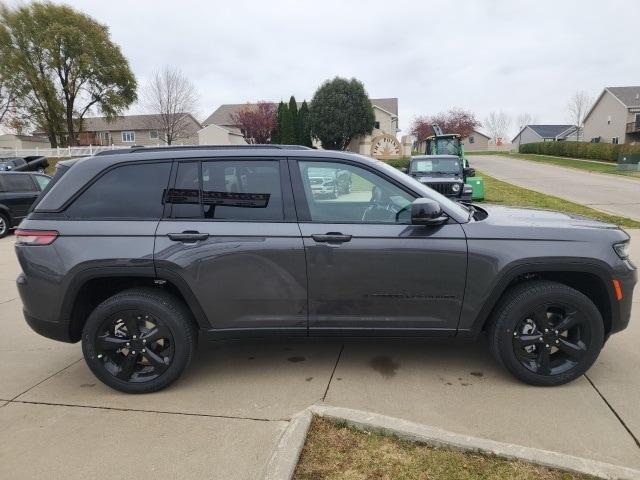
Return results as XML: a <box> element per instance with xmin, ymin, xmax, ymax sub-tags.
<box><xmin>288</xmin><ymin>96</ymin><xmax>299</xmax><ymax>144</ymax></box>
<box><xmin>298</xmin><ymin>101</ymin><xmax>313</xmax><ymax>147</ymax></box>
<box><xmin>271</xmin><ymin>101</ymin><xmax>286</xmax><ymax>144</ymax></box>
<box><xmin>310</xmin><ymin>77</ymin><xmax>375</xmax><ymax>150</ymax></box>
<box><xmin>280</xmin><ymin>101</ymin><xmax>296</xmax><ymax>144</ymax></box>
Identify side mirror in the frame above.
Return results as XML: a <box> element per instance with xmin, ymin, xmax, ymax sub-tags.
<box><xmin>463</xmin><ymin>167</ymin><xmax>476</xmax><ymax>178</ymax></box>
<box><xmin>411</xmin><ymin>198</ymin><xmax>447</xmax><ymax>226</ymax></box>
<box><xmin>400</xmin><ymin>167</ymin><xmax>408</xmax><ymax>174</ymax></box>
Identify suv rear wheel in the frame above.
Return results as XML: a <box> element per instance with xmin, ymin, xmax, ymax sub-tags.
<box><xmin>488</xmin><ymin>280</ymin><xmax>604</xmax><ymax>386</ymax></box>
<box><xmin>81</xmin><ymin>288</ymin><xmax>197</xmax><ymax>393</ymax></box>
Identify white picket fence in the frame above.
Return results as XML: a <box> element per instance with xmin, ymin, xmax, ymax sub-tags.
<box><xmin>0</xmin><ymin>143</ymin><xmax>197</xmax><ymax>158</ymax></box>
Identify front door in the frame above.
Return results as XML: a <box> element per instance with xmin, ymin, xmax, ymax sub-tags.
<box><xmin>292</xmin><ymin>159</ymin><xmax>467</xmax><ymax>336</ymax></box>
<box><xmin>154</xmin><ymin>158</ymin><xmax>307</xmax><ymax>336</ymax></box>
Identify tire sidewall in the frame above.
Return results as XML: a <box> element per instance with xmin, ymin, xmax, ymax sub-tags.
<box><xmin>0</xmin><ymin>213</ymin><xmax>8</xmax><ymax>238</ymax></box>
<box><xmin>494</xmin><ymin>284</ymin><xmax>604</xmax><ymax>386</ymax></box>
<box><xmin>82</xmin><ymin>293</ymin><xmax>193</xmax><ymax>393</ymax></box>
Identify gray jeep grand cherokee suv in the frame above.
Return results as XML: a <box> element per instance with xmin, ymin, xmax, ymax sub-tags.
<box><xmin>15</xmin><ymin>146</ymin><xmax>637</xmax><ymax>393</ymax></box>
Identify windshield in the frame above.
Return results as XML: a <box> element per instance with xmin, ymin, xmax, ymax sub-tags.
<box><xmin>434</xmin><ymin>138</ymin><xmax>459</xmax><ymax>155</ymax></box>
<box><xmin>411</xmin><ymin>157</ymin><xmax>460</xmax><ymax>174</ymax></box>
<box><xmin>373</xmin><ymin>159</ymin><xmax>470</xmax><ymax>220</ymax></box>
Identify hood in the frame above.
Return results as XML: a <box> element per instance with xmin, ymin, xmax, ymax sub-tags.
<box><xmin>463</xmin><ymin>204</ymin><xmax>627</xmax><ymax>242</ymax></box>
<box><xmin>481</xmin><ymin>204</ymin><xmax>617</xmax><ymax>229</ymax></box>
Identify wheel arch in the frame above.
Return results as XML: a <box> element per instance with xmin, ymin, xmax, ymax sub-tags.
<box><xmin>468</xmin><ymin>260</ymin><xmax>618</xmax><ymax>338</ymax></box>
<box><xmin>62</xmin><ymin>267</ymin><xmax>210</xmax><ymax>342</ymax></box>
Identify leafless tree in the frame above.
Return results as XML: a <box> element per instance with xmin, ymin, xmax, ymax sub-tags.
<box><xmin>567</xmin><ymin>91</ymin><xmax>593</xmax><ymax>141</ymax></box>
<box><xmin>143</xmin><ymin>67</ymin><xmax>199</xmax><ymax>145</ymax></box>
<box><xmin>484</xmin><ymin>111</ymin><xmax>511</xmax><ymax>144</ymax></box>
<box><xmin>516</xmin><ymin>112</ymin><xmax>536</xmax><ymax>131</ymax></box>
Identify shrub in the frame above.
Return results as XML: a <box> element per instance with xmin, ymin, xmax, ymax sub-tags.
<box><xmin>519</xmin><ymin>141</ymin><xmax>640</xmax><ymax>162</ymax></box>
<box><xmin>382</xmin><ymin>157</ymin><xmax>411</xmax><ymax>170</ymax></box>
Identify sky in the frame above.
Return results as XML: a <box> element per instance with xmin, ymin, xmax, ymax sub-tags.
<box><xmin>6</xmin><ymin>0</ymin><xmax>640</xmax><ymax>138</ymax></box>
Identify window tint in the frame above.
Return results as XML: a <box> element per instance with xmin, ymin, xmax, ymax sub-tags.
<box><xmin>298</xmin><ymin>161</ymin><xmax>414</xmax><ymax>224</ymax></box>
<box><xmin>201</xmin><ymin>160</ymin><xmax>283</xmax><ymax>221</ymax></box>
<box><xmin>1</xmin><ymin>174</ymin><xmax>36</xmax><ymax>192</ymax></box>
<box><xmin>34</xmin><ymin>175</ymin><xmax>50</xmax><ymax>190</ymax></box>
<box><xmin>66</xmin><ymin>163</ymin><xmax>170</xmax><ymax>219</ymax></box>
<box><xmin>169</xmin><ymin>162</ymin><xmax>202</xmax><ymax>219</ymax></box>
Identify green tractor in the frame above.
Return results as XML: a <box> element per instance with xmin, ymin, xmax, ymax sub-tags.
<box><xmin>425</xmin><ymin>125</ymin><xmax>484</xmax><ymax>201</ymax></box>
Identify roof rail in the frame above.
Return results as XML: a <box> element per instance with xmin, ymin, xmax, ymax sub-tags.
<box><xmin>93</xmin><ymin>144</ymin><xmax>313</xmax><ymax>156</ymax></box>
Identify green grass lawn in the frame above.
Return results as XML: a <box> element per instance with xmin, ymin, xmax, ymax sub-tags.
<box><xmin>470</xmin><ymin>151</ymin><xmax>640</xmax><ymax>178</ymax></box>
<box><xmin>480</xmin><ymin>171</ymin><xmax>640</xmax><ymax>228</ymax></box>
<box><xmin>294</xmin><ymin>417</ymin><xmax>594</xmax><ymax>480</ymax></box>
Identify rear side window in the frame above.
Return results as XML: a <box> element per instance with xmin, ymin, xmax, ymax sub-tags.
<box><xmin>0</xmin><ymin>174</ymin><xmax>36</xmax><ymax>192</ymax></box>
<box><xmin>166</xmin><ymin>160</ymin><xmax>284</xmax><ymax>221</ymax></box>
<box><xmin>66</xmin><ymin>163</ymin><xmax>171</xmax><ymax>220</ymax></box>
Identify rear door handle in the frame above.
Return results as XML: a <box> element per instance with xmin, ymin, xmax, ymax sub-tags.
<box><xmin>311</xmin><ymin>233</ymin><xmax>352</xmax><ymax>244</ymax></box>
<box><xmin>167</xmin><ymin>231</ymin><xmax>209</xmax><ymax>242</ymax></box>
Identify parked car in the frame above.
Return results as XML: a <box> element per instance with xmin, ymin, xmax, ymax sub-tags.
<box><xmin>307</xmin><ymin>166</ymin><xmax>352</xmax><ymax>198</ymax></box>
<box><xmin>405</xmin><ymin>155</ymin><xmax>473</xmax><ymax>202</ymax></box>
<box><xmin>15</xmin><ymin>146</ymin><xmax>636</xmax><ymax>393</ymax></box>
<box><xmin>0</xmin><ymin>156</ymin><xmax>49</xmax><ymax>173</ymax></box>
<box><xmin>0</xmin><ymin>172</ymin><xmax>51</xmax><ymax>238</ymax></box>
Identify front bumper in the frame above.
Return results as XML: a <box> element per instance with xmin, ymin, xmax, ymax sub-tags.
<box><xmin>611</xmin><ymin>260</ymin><xmax>637</xmax><ymax>334</ymax></box>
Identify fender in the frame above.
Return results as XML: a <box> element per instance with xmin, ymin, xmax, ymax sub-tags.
<box><xmin>457</xmin><ymin>257</ymin><xmax>618</xmax><ymax>338</ymax></box>
<box><xmin>60</xmin><ymin>266</ymin><xmax>211</xmax><ymax>337</ymax></box>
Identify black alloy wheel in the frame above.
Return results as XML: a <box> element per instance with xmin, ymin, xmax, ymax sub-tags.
<box><xmin>489</xmin><ymin>281</ymin><xmax>604</xmax><ymax>386</ymax></box>
<box><xmin>94</xmin><ymin>310</ymin><xmax>174</xmax><ymax>383</ymax></box>
<box><xmin>82</xmin><ymin>288</ymin><xmax>196</xmax><ymax>393</ymax></box>
<box><xmin>511</xmin><ymin>304</ymin><xmax>590</xmax><ymax>376</ymax></box>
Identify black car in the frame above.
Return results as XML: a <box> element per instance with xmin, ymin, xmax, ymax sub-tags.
<box><xmin>0</xmin><ymin>155</ymin><xmax>49</xmax><ymax>173</ymax></box>
<box><xmin>14</xmin><ymin>145</ymin><xmax>637</xmax><ymax>393</ymax></box>
<box><xmin>0</xmin><ymin>172</ymin><xmax>51</xmax><ymax>237</ymax></box>
<box><xmin>407</xmin><ymin>155</ymin><xmax>473</xmax><ymax>202</ymax></box>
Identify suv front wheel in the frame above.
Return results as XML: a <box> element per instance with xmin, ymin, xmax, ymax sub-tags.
<box><xmin>82</xmin><ymin>288</ymin><xmax>197</xmax><ymax>393</ymax></box>
<box><xmin>489</xmin><ymin>281</ymin><xmax>604</xmax><ymax>386</ymax></box>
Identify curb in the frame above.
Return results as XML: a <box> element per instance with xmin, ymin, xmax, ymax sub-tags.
<box><xmin>263</xmin><ymin>404</ymin><xmax>640</xmax><ymax>480</ymax></box>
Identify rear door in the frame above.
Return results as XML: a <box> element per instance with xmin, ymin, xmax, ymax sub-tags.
<box><xmin>291</xmin><ymin>158</ymin><xmax>467</xmax><ymax>336</ymax></box>
<box><xmin>0</xmin><ymin>174</ymin><xmax>40</xmax><ymax>222</ymax></box>
<box><xmin>154</xmin><ymin>157</ymin><xmax>307</xmax><ymax>336</ymax></box>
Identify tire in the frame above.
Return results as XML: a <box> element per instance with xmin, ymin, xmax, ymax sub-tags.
<box><xmin>488</xmin><ymin>280</ymin><xmax>604</xmax><ymax>386</ymax></box>
<box><xmin>0</xmin><ymin>213</ymin><xmax>9</xmax><ymax>238</ymax></box>
<box><xmin>82</xmin><ymin>287</ymin><xmax>197</xmax><ymax>394</ymax></box>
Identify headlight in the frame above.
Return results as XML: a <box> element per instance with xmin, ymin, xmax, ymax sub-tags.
<box><xmin>613</xmin><ymin>241</ymin><xmax>630</xmax><ymax>259</ymax></box>
<box><xmin>451</xmin><ymin>183</ymin><xmax>461</xmax><ymax>193</ymax></box>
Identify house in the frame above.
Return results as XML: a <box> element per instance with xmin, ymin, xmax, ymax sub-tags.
<box><xmin>461</xmin><ymin>130</ymin><xmax>490</xmax><ymax>151</ymax></box>
<box><xmin>198</xmin><ymin>123</ymin><xmax>247</xmax><ymax>145</ymax></box>
<box><xmin>203</xmin><ymin>98</ymin><xmax>410</xmax><ymax>158</ymax></box>
<box><xmin>511</xmin><ymin>125</ymin><xmax>580</xmax><ymax>147</ymax></box>
<box><xmin>77</xmin><ymin>114</ymin><xmax>201</xmax><ymax>146</ymax></box>
<box><xmin>0</xmin><ymin>134</ymin><xmax>50</xmax><ymax>150</ymax></box>
<box><xmin>582</xmin><ymin>86</ymin><xmax>640</xmax><ymax>145</ymax></box>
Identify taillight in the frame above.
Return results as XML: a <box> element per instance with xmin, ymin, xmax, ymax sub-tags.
<box><xmin>15</xmin><ymin>229</ymin><xmax>59</xmax><ymax>245</ymax></box>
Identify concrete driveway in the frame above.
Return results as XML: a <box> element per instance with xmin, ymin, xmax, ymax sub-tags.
<box><xmin>468</xmin><ymin>154</ymin><xmax>640</xmax><ymax>221</ymax></box>
<box><xmin>1</xmin><ymin>233</ymin><xmax>639</xmax><ymax>478</ymax></box>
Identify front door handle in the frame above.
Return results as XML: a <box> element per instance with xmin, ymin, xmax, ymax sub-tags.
<box><xmin>167</xmin><ymin>231</ymin><xmax>209</xmax><ymax>242</ymax></box>
<box><xmin>311</xmin><ymin>232</ymin><xmax>352</xmax><ymax>244</ymax></box>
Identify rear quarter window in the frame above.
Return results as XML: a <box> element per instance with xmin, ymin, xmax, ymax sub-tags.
<box><xmin>65</xmin><ymin>162</ymin><xmax>171</xmax><ymax>220</ymax></box>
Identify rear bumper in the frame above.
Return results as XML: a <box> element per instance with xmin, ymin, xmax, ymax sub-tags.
<box><xmin>17</xmin><ymin>272</ymin><xmax>72</xmax><ymax>342</ymax></box>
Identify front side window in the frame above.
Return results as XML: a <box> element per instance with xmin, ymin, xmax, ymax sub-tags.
<box><xmin>66</xmin><ymin>163</ymin><xmax>170</xmax><ymax>219</ymax></box>
<box><xmin>122</xmin><ymin>131</ymin><xmax>135</xmax><ymax>143</ymax></box>
<box><xmin>297</xmin><ymin>161</ymin><xmax>414</xmax><ymax>224</ymax></box>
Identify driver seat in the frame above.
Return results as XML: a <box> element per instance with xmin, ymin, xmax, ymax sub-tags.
<box><xmin>362</xmin><ymin>186</ymin><xmax>393</xmax><ymax>222</ymax></box>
